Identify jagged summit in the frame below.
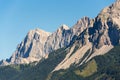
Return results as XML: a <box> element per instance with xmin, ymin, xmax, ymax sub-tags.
<box><xmin>74</xmin><ymin>17</ymin><xmax>90</xmax><ymax>28</ymax></box>
<box><xmin>72</xmin><ymin>17</ymin><xmax>91</xmax><ymax>35</ymax></box>
<box><xmin>97</xmin><ymin>1</ymin><xmax>120</xmax><ymax>31</ymax></box>
<box><xmin>28</xmin><ymin>28</ymin><xmax>51</xmax><ymax>37</ymax></box>
<box><xmin>76</xmin><ymin>16</ymin><xmax>90</xmax><ymax>24</ymax></box>
<box><xmin>35</xmin><ymin>28</ymin><xmax>51</xmax><ymax>34</ymax></box>
<box><xmin>99</xmin><ymin>0</ymin><xmax>120</xmax><ymax>19</ymax></box>
<box><xmin>2</xmin><ymin>28</ymin><xmax>51</xmax><ymax>65</ymax></box>
<box><xmin>56</xmin><ymin>24</ymin><xmax>69</xmax><ymax>33</ymax></box>
<box><xmin>59</xmin><ymin>24</ymin><xmax>69</xmax><ymax>30</ymax></box>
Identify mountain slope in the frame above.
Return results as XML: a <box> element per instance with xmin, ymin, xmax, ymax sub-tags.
<box><xmin>0</xmin><ymin>0</ymin><xmax>120</xmax><ymax>80</ymax></box>
<box><xmin>0</xmin><ymin>42</ymin><xmax>120</xmax><ymax>80</ymax></box>
<box><xmin>50</xmin><ymin>45</ymin><xmax>120</xmax><ymax>80</ymax></box>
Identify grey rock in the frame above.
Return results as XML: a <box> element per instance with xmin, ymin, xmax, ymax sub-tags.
<box><xmin>8</xmin><ymin>28</ymin><xmax>51</xmax><ymax>64</ymax></box>
<box><xmin>44</xmin><ymin>17</ymin><xmax>91</xmax><ymax>54</ymax></box>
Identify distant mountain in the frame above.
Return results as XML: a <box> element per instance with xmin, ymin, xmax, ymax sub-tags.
<box><xmin>0</xmin><ymin>0</ymin><xmax>120</xmax><ymax>80</ymax></box>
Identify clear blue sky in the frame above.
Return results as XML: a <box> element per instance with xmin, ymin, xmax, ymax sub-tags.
<box><xmin>0</xmin><ymin>0</ymin><xmax>114</xmax><ymax>60</ymax></box>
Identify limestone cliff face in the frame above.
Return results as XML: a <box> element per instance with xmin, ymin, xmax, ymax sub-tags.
<box><xmin>8</xmin><ymin>28</ymin><xmax>51</xmax><ymax>64</ymax></box>
<box><xmin>44</xmin><ymin>17</ymin><xmax>91</xmax><ymax>54</ymax></box>
<box><xmin>44</xmin><ymin>24</ymin><xmax>70</xmax><ymax>54</ymax></box>
<box><xmin>90</xmin><ymin>0</ymin><xmax>120</xmax><ymax>49</ymax></box>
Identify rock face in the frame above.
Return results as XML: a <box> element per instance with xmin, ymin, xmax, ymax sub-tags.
<box><xmin>44</xmin><ymin>24</ymin><xmax>70</xmax><ymax>54</ymax></box>
<box><xmin>6</xmin><ymin>28</ymin><xmax>51</xmax><ymax>64</ymax></box>
<box><xmin>45</xmin><ymin>17</ymin><xmax>91</xmax><ymax>54</ymax></box>
<box><xmin>92</xmin><ymin>0</ymin><xmax>120</xmax><ymax>47</ymax></box>
<box><xmin>0</xmin><ymin>0</ymin><xmax>120</xmax><ymax>67</ymax></box>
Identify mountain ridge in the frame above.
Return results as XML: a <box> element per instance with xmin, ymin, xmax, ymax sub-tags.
<box><xmin>0</xmin><ymin>17</ymin><xmax>92</xmax><ymax>66</ymax></box>
<box><xmin>0</xmin><ymin>0</ymin><xmax>120</xmax><ymax>71</ymax></box>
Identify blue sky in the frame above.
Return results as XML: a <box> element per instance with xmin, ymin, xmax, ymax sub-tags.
<box><xmin>0</xmin><ymin>0</ymin><xmax>114</xmax><ymax>60</ymax></box>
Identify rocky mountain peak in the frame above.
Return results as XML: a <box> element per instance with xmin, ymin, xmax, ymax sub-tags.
<box><xmin>98</xmin><ymin>0</ymin><xmax>120</xmax><ymax>20</ymax></box>
<box><xmin>73</xmin><ymin>17</ymin><xmax>90</xmax><ymax>29</ymax></box>
<box><xmin>4</xmin><ymin>28</ymin><xmax>51</xmax><ymax>65</ymax></box>
<box><xmin>71</xmin><ymin>17</ymin><xmax>91</xmax><ymax>37</ymax></box>
<box><xmin>56</xmin><ymin>24</ymin><xmax>69</xmax><ymax>33</ymax></box>
<box><xmin>60</xmin><ymin>24</ymin><xmax>69</xmax><ymax>30</ymax></box>
<box><xmin>28</xmin><ymin>28</ymin><xmax>51</xmax><ymax>38</ymax></box>
<box><xmin>26</xmin><ymin>28</ymin><xmax>51</xmax><ymax>43</ymax></box>
<box><xmin>34</xmin><ymin>28</ymin><xmax>51</xmax><ymax>35</ymax></box>
<box><xmin>76</xmin><ymin>16</ymin><xmax>90</xmax><ymax>24</ymax></box>
<box><xmin>88</xmin><ymin>0</ymin><xmax>120</xmax><ymax>50</ymax></box>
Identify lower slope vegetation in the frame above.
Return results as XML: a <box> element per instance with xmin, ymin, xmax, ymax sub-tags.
<box><xmin>0</xmin><ymin>45</ymin><xmax>120</xmax><ymax>80</ymax></box>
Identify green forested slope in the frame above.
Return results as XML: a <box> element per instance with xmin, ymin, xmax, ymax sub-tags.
<box><xmin>0</xmin><ymin>45</ymin><xmax>120</xmax><ymax>80</ymax></box>
<box><xmin>50</xmin><ymin>45</ymin><xmax>120</xmax><ymax>80</ymax></box>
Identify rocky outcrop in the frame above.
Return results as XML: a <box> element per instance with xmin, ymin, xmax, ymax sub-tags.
<box><xmin>90</xmin><ymin>0</ymin><xmax>120</xmax><ymax>48</ymax></box>
<box><xmin>5</xmin><ymin>28</ymin><xmax>51</xmax><ymax>65</ymax></box>
<box><xmin>44</xmin><ymin>24</ymin><xmax>70</xmax><ymax>54</ymax></box>
<box><xmin>44</xmin><ymin>17</ymin><xmax>91</xmax><ymax>54</ymax></box>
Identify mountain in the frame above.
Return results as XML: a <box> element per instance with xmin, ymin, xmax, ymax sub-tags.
<box><xmin>0</xmin><ymin>17</ymin><xmax>91</xmax><ymax>65</ymax></box>
<box><xmin>0</xmin><ymin>0</ymin><xmax>120</xmax><ymax>80</ymax></box>
<box><xmin>1</xmin><ymin>28</ymin><xmax>51</xmax><ymax>65</ymax></box>
<box><xmin>44</xmin><ymin>17</ymin><xmax>91</xmax><ymax>54</ymax></box>
<box><xmin>51</xmin><ymin>0</ymin><xmax>120</xmax><ymax>71</ymax></box>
